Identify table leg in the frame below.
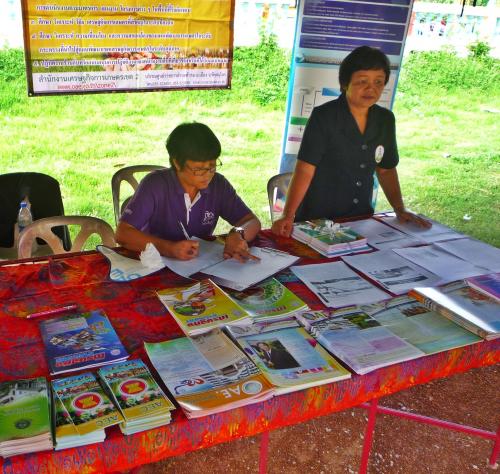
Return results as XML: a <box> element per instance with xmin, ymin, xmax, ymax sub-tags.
<box><xmin>359</xmin><ymin>398</ymin><xmax>379</xmax><ymax>474</ymax></box>
<box><xmin>259</xmin><ymin>430</ymin><xmax>270</xmax><ymax>474</ymax></box>
<box><xmin>489</xmin><ymin>422</ymin><xmax>500</xmax><ymax>467</ymax></box>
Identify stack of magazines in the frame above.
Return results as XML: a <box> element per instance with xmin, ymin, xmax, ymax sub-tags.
<box><xmin>292</xmin><ymin>220</ymin><xmax>369</xmax><ymax>257</ymax></box>
<box><xmin>145</xmin><ymin>329</ymin><xmax>274</xmax><ymax>418</ymax></box>
<box><xmin>0</xmin><ymin>377</ymin><xmax>53</xmax><ymax>457</ymax></box>
<box><xmin>98</xmin><ymin>359</ymin><xmax>175</xmax><ymax>435</ymax></box>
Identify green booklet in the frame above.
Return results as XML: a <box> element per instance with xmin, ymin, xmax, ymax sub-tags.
<box><xmin>226</xmin><ymin>278</ymin><xmax>307</xmax><ymax>321</ymax></box>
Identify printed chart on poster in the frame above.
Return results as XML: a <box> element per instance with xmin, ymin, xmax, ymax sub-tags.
<box><xmin>21</xmin><ymin>0</ymin><xmax>235</xmax><ymax>95</ymax></box>
<box><xmin>280</xmin><ymin>0</ymin><xmax>414</xmax><ymax>171</ymax></box>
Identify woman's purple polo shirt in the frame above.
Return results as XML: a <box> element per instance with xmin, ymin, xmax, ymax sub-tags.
<box><xmin>121</xmin><ymin>168</ymin><xmax>251</xmax><ymax>241</ymax></box>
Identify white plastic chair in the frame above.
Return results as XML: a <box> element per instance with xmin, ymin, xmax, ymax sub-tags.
<box><xmin>267</xmin><ymin>172</ymin><xmax>292</xmax><ymax>222</ymax></box>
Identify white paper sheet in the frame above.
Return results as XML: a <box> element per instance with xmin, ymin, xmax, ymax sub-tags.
<box><xmin>435</xmin><ymin>238</ymin><xmax>500</xmax><ymax>272</ymax></box>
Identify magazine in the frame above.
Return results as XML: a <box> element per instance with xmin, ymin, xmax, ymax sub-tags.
<box><xmin>233</xmin><ymin>326</ymin><xmax>351</xmax><ymax>394</ymax></box>
<box><xmin>361</xmin><ymin>296</ymin><xmax>481</xmax><ymax>354</ymax></box>
<box><xmin>342</xmin><ymin>250</ymin><xmax>442</xmax><ymax>295</ymax></box>
<box><xmin>466</xmin><ymin>273</ymin><xmax>500</xmax><ymax>302</ymax></box>
<box><xmin>298</xmin><ymin>308</ymin><xmax>425</xmax><ymax>375</ymax></box>
<box><xmin>291</xmin><ymin>261</ymin><xmax>389</xmax><ymax>307</ymax></box>
<box><xmin>157</xmin><ymin>279</ymin><xmax>251</xmax><ymax>336</ymax></box>
<box><xmin>98</xmin><ymin>359</ymin><xmax>175</xmax><ymax>435</ymax></box>
<box><xmin>0</xmin><ymin>377</ymin><xmax>53</xmax><ymax>457</ymax></box>
<box><xmin>52</xmin><ymin>372</ymin><xmax>124</xmax><ymax>436</ymax></box>
<box><xmin>39</xmin><ymin>310</ymin><xmax>129</xmax><ymax>375</ymax></box>
<box><xmin>292</xmin><ymin>219</ymin><xmax>369</xmax><ymax>257</ymax></box>
<box><xmin>409</xmin><ymin>281</ymin><xmax>500</xmax><ymax>340</ymax></box>
<box><xmin>225</xmin><ymin>278</ymin><xmax>308</xmax><ymax>321</ymax></box>
<box><xmin>145</xmin><ymin>329</ymin><xmax>274</xmax><ymax>419</ymax></box>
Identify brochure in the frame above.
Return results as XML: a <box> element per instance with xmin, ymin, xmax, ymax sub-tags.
<box><xmin>225</xmin><ymin>278</ymin><xmax>308</xmax><ymax>321</ymax></box>
<box><xmin>292</xmin><ymin>219</ymin><xmax>370</xmax><ymax>257</ymax></box>
<box><xmin>291</xmin><ymin>261</ymin><xmax>389</xmax><ymax>307</ymax></box>
<box><xmin>299</xmin><ymin>308</ymin><xmax>425</xmax><ymax>374</ymax></box>
<box><xmin>52</xmin><ymin>372</ymin><xmax>124</xmax><ymax>436</ymax></box>
<box><xmin>409</xmin><ymin>281</ymin><xmax>500</xmax><ymax>340</ymax></box>
<box><xmin>233</xmin><ymin>326</ymin><xmax>351</xmax><ymax>394</ymax></box>
<box><xmin>466</xmin><ymin>273</ymin><xmax>500</xmax><ymax>302</ymax></box>
<box><xmin>0</xmin><ymin>377</ymin><xmax>53</xmax><ymax>457</ymax></box>
<box><xmin>342</xmin><ymin>250</ymin><xmax>442</xmax><ymax>295</ymax></box>
<box><xmin>435</xmin><ymin>239</ymin><xmax>500</xmax><ymax>273</ymax></box>
<box><xmin>145</xmin><ymin>329</ymin><xmax>274</xmax><ymax>419</ymax></box>
<box><xmin>157</xmin><ymin>279</ymin><xmax>251</xmax><ymax>336</ymax></box>
<box><xmin>39</xmin><ymin>310</ymin><xmax>129</xmax><ymax>375</ymax></box>
<box><xmin>98</xmin><ymin>359</ymin><xmax>175</xmax><ymax>435</ymax></box>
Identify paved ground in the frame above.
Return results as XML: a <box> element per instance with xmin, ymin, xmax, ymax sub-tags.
<box><xmin>132</xmin><ymin>363</ymin><xmax>499</xmax><ymax>473</ymax></box>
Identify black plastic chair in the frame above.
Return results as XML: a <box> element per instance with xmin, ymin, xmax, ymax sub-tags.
<box><xmin>0</xmin><ymin>172</ymin><xmax>71</xmax><ymax>256</ymax></box>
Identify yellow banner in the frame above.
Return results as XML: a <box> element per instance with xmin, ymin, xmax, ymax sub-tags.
<box><xmin>22</xmin><ymin>0</ymin><xmax>235</xmax><ymax>94</ymax></box>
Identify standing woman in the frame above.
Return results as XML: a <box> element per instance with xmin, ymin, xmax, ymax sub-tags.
<box><xmin>272</xmin><ymin>46</ymin><xmax>430</xmax><ymax>237</ymax></box>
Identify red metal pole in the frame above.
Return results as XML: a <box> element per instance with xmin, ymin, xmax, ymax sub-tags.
<box><xmin>259</xmin><ymin>430</ymin><xmax>270</xmax><ymax>474</ymax></box>
<box><xmin>359</xmin><ymin>398</ymin><xmax>378</xmax><ymax>474</ymax></box>
<box><xmin>489</xmin><ymin>422</ymin><xmax>500</xmax><ymax>467</ymax></box>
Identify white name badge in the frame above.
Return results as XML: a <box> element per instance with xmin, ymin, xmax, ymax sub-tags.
<box><xmin>375</xmin><ymin>145</ymin><xmax>384</xmax><ymax>163</ymax></box>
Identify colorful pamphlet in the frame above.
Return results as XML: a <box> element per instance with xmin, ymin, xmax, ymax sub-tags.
<box><xmin>225</xmin><ymin>278</ymin><xmax>308</xmax><ymax>321</ymax></box>
<box><xmin>39</xmin><ymin>310</ymin><xmax>129</xmax><ymax>375</ymax></box>
<box><xmin>52</xmin><ymin>372</ymin><xmax>123</xmax><ymax>436</ymax></box>
<box><xmin>466</xmin><ymin>273</ymin><xmax>500</xmax><ymax>303</ymax></box>
<box><xmin>157</xmin><ymin>279</ymin><xmax>251</xmax><ymax>336</ymax></box>
<box><xmin>233</xmin><ymin>326</ymin><xmax>351</xmax><ymax>394</ymax></box>
<box><xmin>298</xmin><ymin>308</ymin><xmax>425</xmax><ymax>375</ymax></box>
<box><xmin>409</xmin><ymin>281</ymin><xmax>500</xmax><ymax>340</ymax></box>
<box><xmin>0</xmin><ymin>377</ymin><xmax>53</xmax><ymax>457</ymax></box>
<box><xmin>292</xmin><ymin>219</ymin><xmax>369</xmax><ymax>257</ymax></box>
<box><xmin>145</xmin><ymin>329</ymin><xmax>274</xmax><ymax>419</ymax></box>
<box><xmin>98</xmin><ymin>359</ymin><xmax>175</xmax><ymax>435</ymax></box>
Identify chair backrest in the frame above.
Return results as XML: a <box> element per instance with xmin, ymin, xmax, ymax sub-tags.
<box><xmin>111</xmin><ymin>165</ymin><xmax>166</xmax><ymax>225</ymax></box>
<box><xmin>18</xmin><ymin>216</ymin><xmax>116</xmax><ymax>259</ymax></box>
<box><xmin>0</xmin><ymin>172</ymin><xmax>71</xmax><ymax>250</ymax></box>
<box><xmin>267</xmin><ymin>172</ymin><xmax>293</xmax><ymax>222</ymax></box>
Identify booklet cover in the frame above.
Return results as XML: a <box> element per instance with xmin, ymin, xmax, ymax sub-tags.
<box><xmin>39</xmin><ymin>310</ymin><xmax>129</xmax><ymax>375</ymax></box>
<box><xmin>0</xmin><ymin>377</ymin><xmax>53</xmax><ymax>457</ymax></box>
<box><xmin>466</xmin><ymin>273</ymin><xmax>500</xmax><ymax>302</ymax></box>
<box><xmin>157</xmin><ymin>279</ymin><xmax>251</xmax><ymax>336</ymax></box>
<box><xmin>98</xmin><ymin>359</ymin><xmax>174</xmax><ymax>424</ymax></box>
<box><xmin>299</xmin><ymin>309</ymin><xmax>425</xmax><ymax>375</ymax></box>
<box><xmin>145</xmin><ymin>329</ymin><xmax>274</xmax><ymax>418</ymax></box>
<box><xmin>409</xmin><ymin>281</ymin><xmax>500</xmax><ymax>340</ymax></box>
<box><xmin>225</xmin><ymin>278</ymin><xmax>307</xmax><ymax>321</ymax></box>
<box><xmin>234</xmin><ymin>326</ymin><xmax>351</xmax><ymax>394</ymax></box>
<box><xmin>52</xmin><ymin>372</ymin><xmax>124</xmax><ymax>436</ymax></box>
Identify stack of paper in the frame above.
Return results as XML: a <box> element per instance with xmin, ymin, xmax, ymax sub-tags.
<box><xmin>52</xmin><ymin>372</ymin><xmax>123</xmax><ymax>450</ymax></box>
<box><xmin>292</xmin><ymin>220</ymin><xmax>370</xmax><ymax>257</ymax></box>
<box><xmin>467</xmin><ymin>273</ymin><xmax>500</xmax><ymax>302</ymax></box>
<box><xmin>98</xmin><ymin>359</ymin><xmax>175</xmax><ymax>435</ymax></box>
<box><xmin>39</xmin><ymin>310</ymin><xmax>129</xmax><ymax>375</ymax></box>
<box><xmin>157</xmin><ymin>279</ymin><xmax>251</xmax><ymax>336</ymax></box>
<box><xmin>225</xmin><ymin>278</ymin><xmax>308</xmax><ymax>323</ymax></box>
<box><xmin>230</xmin><ymin>325</ymin><xmax>350</xmax><ymax>394</ymax></box>
<box><xmin>145</xmin><ymin>329</ymin><xmax>274</xmax><ymax>418</ymax></box>
<box><xmin>0</xmin><ymin>377</ymin><xmax>53</xmax><ymax>457</ymax></box>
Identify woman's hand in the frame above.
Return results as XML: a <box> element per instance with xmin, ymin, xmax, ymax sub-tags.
<box><xmin>395</xmin><ymin>208</ymin><xmax>432</xmax><ymax>228</ymax></box>
<box><xmin>271</xmin><ymin>216</ymin><xmax>294</xmax><ymax>237</ymax></box>
<box><xmin>169</xmin><ymin>240</ymin><xmax>199</xmax><ymax>260</ymax></box>
<box><xmin>223</xmin><ymin>232</ymin><xmax>259</xmax><ymax>263</ymax></box>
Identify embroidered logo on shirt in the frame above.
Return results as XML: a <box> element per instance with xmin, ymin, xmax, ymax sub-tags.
<box><xmin>202</xmin><ymin>211</ymin><xmax>215</xmax><ymax>225</ymax></box>
<box><xmin>375</xmin><ymin>145</ymin><xmax>384</xmax><ymax>163</ymax></box>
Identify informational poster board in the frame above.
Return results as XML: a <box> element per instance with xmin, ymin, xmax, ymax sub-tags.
<box><xmin>280</xmin><ymin>0</ymin><xmax>415</xmax><ymax>173</ymax></box>
<box><xmin>21</xmin><ymin>0</ymin><xmax>235</xmax><ymax>96</ymax></box>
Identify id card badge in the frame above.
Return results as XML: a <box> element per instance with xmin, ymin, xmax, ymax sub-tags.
<box><xmin>375</xmin><ymin>145</ymin><xmax>384</xmax><ymax>163</ymax></box>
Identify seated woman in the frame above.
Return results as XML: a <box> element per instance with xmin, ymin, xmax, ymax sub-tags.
<box><xmin>116</xmin><ymin>122</ymin><xmax>261</xmax><ymax>261</ymax></box>
<box><xmin>272</xmin><ymin>46</ymin><xmax>430</xmax><ymax>238</ymax></box>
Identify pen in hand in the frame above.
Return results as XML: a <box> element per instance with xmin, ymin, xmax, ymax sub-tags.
<box><xmin>26</xmin><ymin>304</ymin><xmax>78</xmax><ymax>319</ymax></box>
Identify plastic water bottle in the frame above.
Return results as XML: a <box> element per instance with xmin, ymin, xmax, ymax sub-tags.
<box><xmin>17</xmin><ymin>200</ymin><xmax>33</xmax><ymax>233</ymax></box>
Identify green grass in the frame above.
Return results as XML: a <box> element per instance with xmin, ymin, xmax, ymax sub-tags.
<box><xmin>0</xmin><ymin>44</ymin><xmax>499</xmax><ymax>247</ymax></box>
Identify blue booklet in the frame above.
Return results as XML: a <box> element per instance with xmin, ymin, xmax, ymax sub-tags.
<box><xmin>39</xmin><ymin>310</ymin><xmax>129</xmax><ymax>375</ymax></box>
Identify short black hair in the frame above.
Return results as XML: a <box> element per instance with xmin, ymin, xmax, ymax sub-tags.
<box><xmin>338</xmin><ymin>46</ymin><xmax>390</xmax><ymax>92</ymax></box>
<box><xmin>166</xmin><ymin>122</ymin><xmax>221</xmax><ymax>168</ymax></box>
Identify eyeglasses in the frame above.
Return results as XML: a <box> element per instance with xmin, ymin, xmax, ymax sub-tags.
<box><xmin>351</xmin><ymin>78</ymin><xmax>385</xmax><ymax>89</ymax></box>
<box><xmin>184</xmin><ymin>159</ymin><xmax>223</xmax><ymax>176</ymax></box>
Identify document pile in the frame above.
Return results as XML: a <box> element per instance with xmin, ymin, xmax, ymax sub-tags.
<box><xmin>98</xmin><ymin>359</ymin><xmax>175</xmax><ymax>435</ymax></box>
<box><xmin>145</xmin><ymin>329</ymin><xmax>274</xmax><ymax>418</ymax></box>
<box><xmin>0</xmin><ymin>377</ymin><xmax>53</xmax><ymax>457</ymax></box>
<box><xmin>292</xmin><ymin>220</ymin><xmax>369</xmax><ymax>257</ymax></box>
